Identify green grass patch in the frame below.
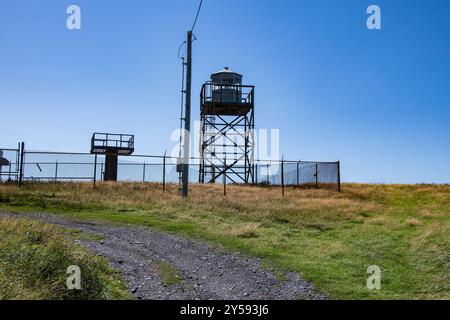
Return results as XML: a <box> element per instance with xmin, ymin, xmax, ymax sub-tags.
<box><xmin>153</xmin><ymin>261</ymin><xmax>183</xmax><ymax>286</ymax></box>
<box><xmin>65</xmin><ymin>228</ymin><xmax>106</xmax><ymax>242</ymax></box>
<box><xmin>0</xmin><ymin>217</ymin><xmax>130</xmax><ymax>300</ymax></box>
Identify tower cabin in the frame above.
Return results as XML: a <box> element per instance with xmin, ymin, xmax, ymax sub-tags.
<box><xmin>201</xmin><ymin>67</ymin><xmax>254</xmax><ymax>116</ymax></box>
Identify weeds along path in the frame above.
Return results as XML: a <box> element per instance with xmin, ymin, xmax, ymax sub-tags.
<box><xmin>1</xmin><ymin>212</ymin><xmax>325</xmax><ymax>300</ymax></box>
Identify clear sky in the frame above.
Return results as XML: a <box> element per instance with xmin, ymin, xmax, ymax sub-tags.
<box><xmin>1</xmin><ymin>0</ymin><xmax>449</xmax><ymax>183</ymax></box>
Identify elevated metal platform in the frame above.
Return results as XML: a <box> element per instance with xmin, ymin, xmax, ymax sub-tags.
<box><xmin>91</xmin><ymin>133</ymin><xmax>134</xmax><ymax>155</ymax></box>
<box><xmin>90</xmin><ymin>133</ymin><xmax>134</xmax><ymax>181</ymax></box>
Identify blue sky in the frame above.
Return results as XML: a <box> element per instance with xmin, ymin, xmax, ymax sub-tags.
<box><xmin>1</xmin><ymin>0</ymin><xmax>449</xmax><ymax>183</ymax></box>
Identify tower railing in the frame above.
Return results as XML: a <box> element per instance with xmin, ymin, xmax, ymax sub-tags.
<box><xmin>91</xmin><ymin>133</ymin><xmax>135</xmax><ymax>154</ymax></box>
<box><xmin>201</xmin><ymin>82</ymin><xmax>254</xmax><ymax>107</ymax></box>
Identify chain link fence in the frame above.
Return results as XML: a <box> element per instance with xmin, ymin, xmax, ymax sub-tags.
<box><xmin>0</xmin><ymin>145</ymin><xmax>21</xmax><ymax>183</ymax></box>
<box><xmin>2</xmin><ymin>146</ymin><xmax>341</xmax><ymax>192</ymax></box>
<box><xmin>256</xmin><ymin>161</ymin><xmax>340</xmax><ymax>190</ymax></box>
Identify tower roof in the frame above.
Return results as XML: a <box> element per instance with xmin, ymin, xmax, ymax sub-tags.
<box><xmin>211</xmin><ymin>67</ymin><xmax>242</xmax><ymax>78</ymax></box>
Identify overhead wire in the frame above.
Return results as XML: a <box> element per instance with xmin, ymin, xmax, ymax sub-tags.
<box><xmin>191</xmin><ymin>0</ymin><xmax>203</xmax><ymax>33</ymax></box>
<box><xmin>178</xmin><ymin>0</ymin><xmax>203</xmax><ymax>60</ymax></box>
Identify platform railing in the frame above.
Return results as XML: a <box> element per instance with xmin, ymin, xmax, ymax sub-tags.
<box><xmin>91</xmin><ymin>133</ymin><xmax>135</xmax><ymax>152</ymax></box>
<box><xmin>201</xmin><ymin>82</ymin><xmax>254</xmax><ymax>105</ymax></box>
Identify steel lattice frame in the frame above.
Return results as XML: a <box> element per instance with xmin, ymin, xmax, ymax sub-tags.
<box><xmin>199</xmin><ymin>104</ymin><xmax>255</xmax><ymax>184</ymax></box>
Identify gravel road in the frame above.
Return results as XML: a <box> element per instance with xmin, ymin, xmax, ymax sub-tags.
<box><xmin>0</xmin><ymin>212</ymin><xmax>326</xmax><ymax>300</ymax></box>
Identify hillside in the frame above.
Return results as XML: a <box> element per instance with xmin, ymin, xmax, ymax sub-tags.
<box><xmin>0</xmin><ymin>182</ymin><xmax>449</xmax><ymax>299</ymax></box>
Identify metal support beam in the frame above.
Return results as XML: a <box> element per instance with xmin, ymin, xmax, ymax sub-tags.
<box><xmin>199</xmin><ymin>105</ymin><xmax>254</xmax><ymax>184</ymax></box>
<box><xmin>104</xmin><ymin>154</ymin><xmax>118</xmax><ymax>181</ymax></box>
<box><xmin>93</xmin><ymin>154</ymin><xmax>97</xmax><ymax>189</ymax></box>
<box><xmin>54</xmin><ymin>161</ymin><xmax>58</xmax><ymax>182</ymax></box>
<box><xmin>337</xmin><ymin>161</ymin><xmax>341</xmax><ymax>192</ymax></box>
<box><xmin>315</xmin><ymin>163</ymin><xmax>319</xmax><ymax>189</ymax></box>
<box><xmin>281</xmin><ymin>157</ymin><xmax>285</xmax><ymax>197</ymax></box>
<box><xmin>163</xmin><ymin>151</ymin><xmax>167</xmax><ymax>193</ymax></box>
<box><xmin>143</xmin><ymin>162</ymin><xmax>146</xmax><ymax>182</ymax></box>
<box><xmin>223</xmin><ymin>157</ymin><xmax>227</xmax><ymax>196</ymax></box>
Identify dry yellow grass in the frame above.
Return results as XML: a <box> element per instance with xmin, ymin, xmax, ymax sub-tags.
<box><xmin>405</xmin><ymin>218</ymin><xmax>422</xmax><ymax>226</ymax></box>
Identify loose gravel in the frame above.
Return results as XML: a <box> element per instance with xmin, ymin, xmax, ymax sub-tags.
<box><xmin>0</xmin><ymin>212</ymin><xmax>326</xmax><ymax>300</ymax></box>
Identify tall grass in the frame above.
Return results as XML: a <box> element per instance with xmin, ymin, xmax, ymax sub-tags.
<box><xmin>0</xmin><ymin>217</ymin><xmax>129</xmax><ymax>300</ymax></box>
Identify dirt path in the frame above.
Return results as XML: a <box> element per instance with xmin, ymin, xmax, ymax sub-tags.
<box><xmin>0</xmin><ymin>212</ymin><xmax>325</xmax><ymax>300</ymax></box>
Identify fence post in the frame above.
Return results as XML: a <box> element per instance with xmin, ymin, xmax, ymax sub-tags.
<box><xmin>54</xmin><ymin>161</ymin><xmax>58</xmax><ymax>182</ymax></box>
<box><xmin>252</xmin><ymin>164</ymin><xmax>255</xmax><ymax>185</ymax></box>
<box><xmin>93</xmin><ymin>154</ymin><xmax>97</xmax><ymax>189</ymax></box>
<box><xmin>266</xmin><ymin>164</ymin><xmax>269</xmax><ymax>185</ymax></box>
<box><xmin>315</xmin><ymin>163</ymin><xmax>319</xmax><ymax>189</ymax></box>
<box><xmin>296</xmin><ymin>161</ymin><xmax>300</xmax><ymax>186</ymax></box>
<box><xmin>281</xmin><ymin>157</ymin><xmax>285</xmax><ymax>197</ymax></box>
<box><xmin>163</xmin><ymin>151</ymin><xmax>167</xmax><ymax>193</ymax></box>
<box><xmin>143</xmin><ymin>162</ymin><xmax>146</xmax><ymax>182</ymax></box>
<box><xmin>337</xmin><ymin>161</ymin><xmax>341</xmax><ymax>192</ymax></box>
<box><xmin>255</xmin><ymin>163</ymin><xmax>258</xmax><ymax>185</ymax></box>
<box><xmin>223</xmin><ymin>157</ymin><xmax>227</xmax><ymax>196</ymax></box>
<box><xmin>16</xmin><ymin>142</ymin><xmax>20</xmax><ymax>173</ymax></box>
<box><xmin>18</xmin><ymin>142</ymin><xmax>25</xmax><ymax>187</ymax></box>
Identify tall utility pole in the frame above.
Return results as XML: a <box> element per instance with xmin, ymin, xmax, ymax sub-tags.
<box><xmin>182</xmin><ymin>31</ymin><xmax>193</xmax><ymax>197</ymax></box>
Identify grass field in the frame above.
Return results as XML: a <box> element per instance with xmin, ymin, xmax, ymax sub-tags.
<box><xmin>0</xmin><ymin>217</ymin><xmax>129</xmax><ymax>300</ymax></box>
<box><xmin>0</xmin><ymin>182</ymin><xmax>448</xmax><ymax>299</ymax></box>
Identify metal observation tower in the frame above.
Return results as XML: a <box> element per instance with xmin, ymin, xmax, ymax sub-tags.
<box><xmin>199</xmin><ymin>67</ymin><xmax>255</xmax><ymax>184</ymax></box>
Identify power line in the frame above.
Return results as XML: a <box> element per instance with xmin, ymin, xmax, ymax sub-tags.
<box><xmin>191</xmin><ymin>0</ymin><xmax>203</xmax><ymax>32</ymax></box>
<box><xmin>178</xmin><ymin>0</ymin><xmax>202</xmax><ymax>59</ymax></box>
